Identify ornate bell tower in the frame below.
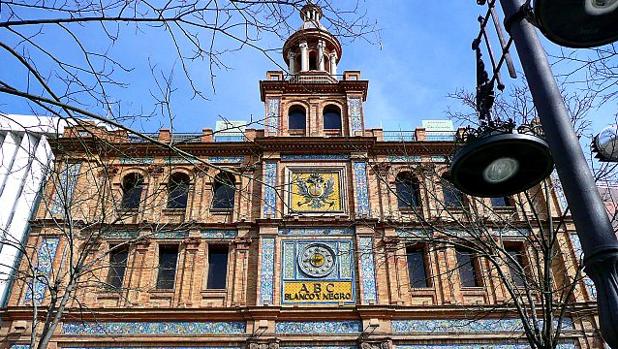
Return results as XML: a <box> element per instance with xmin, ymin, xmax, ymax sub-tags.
<box><xmin>260</xmin><ymin>4</ymin><xmax>368</xmax><ymax>138</ymax></box>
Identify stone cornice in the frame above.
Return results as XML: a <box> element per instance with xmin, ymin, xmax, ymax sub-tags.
<box><xmin>259</xmin><ymin>79</ymin><xmax>369</xmax><ymax>101</ymax></box>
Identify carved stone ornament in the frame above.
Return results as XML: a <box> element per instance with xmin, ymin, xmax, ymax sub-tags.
<box><xmin>359</xmin><ymin>341</ymin><xmax>390</xmax><ymax>349</ymax></box>
<box><xmin>248</xmin><ymin>340</ymin><xmax>279</xmax><ymax>349</ymax></box>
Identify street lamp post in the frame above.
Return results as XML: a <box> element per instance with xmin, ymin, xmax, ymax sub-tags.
<box><xmin>497</xmin><ymin>0</ymin><xmax>618</xmax><ymax>347</ymax></box>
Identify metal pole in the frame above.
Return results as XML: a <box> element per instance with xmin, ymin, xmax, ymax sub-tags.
<box><xmin>498</xmin><ymin>0</ymin><xmax>618</xmax><ymax>347</ymax></box>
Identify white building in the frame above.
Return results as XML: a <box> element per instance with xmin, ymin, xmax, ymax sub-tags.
<box><xmin>0</xmin><ymin>114</ymin><xmax>64</xmax><ymax>307</ymax></box>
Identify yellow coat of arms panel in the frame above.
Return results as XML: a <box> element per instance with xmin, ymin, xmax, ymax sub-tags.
<box><xmin>290</xmin><ymin>171</ymin><xmax>343</xmax><ymax>212</ymax></box>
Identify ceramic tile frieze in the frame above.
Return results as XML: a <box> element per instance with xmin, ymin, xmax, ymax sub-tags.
<box><xmin>353</xmin><ymin>161</ymin><xmax>370</xmax><ymax>217</ymax></box>
<box><xmin>153</xmin><ymin>231</ymin><xmax>189</xmax><ymax>239</ymax></box>
<box><xmin>347</xmin><ymin>97</ymin><xmax>363</xmax><ymax>132</ymax></box>
<box><xmin>102</xmin><ymin>231</ymin><xmax>139</xmax><ymax>240</ymax></box>
<box><xmin>281</xmin><ymin>154</ymin><xmax>350</xmax><ymax>161</ymax></box>
<box><xmin>207</xmin><ymin>157</ymin><xmax>245</xmax><ymax>164</ymax></box>
<box><xmin>392</xmin><ymin>318</ymin><xmax>574</xmax><ymax>333</ymax></box>
<box><xmin>24</xmin><ymin>238</ymin><xmax>59</xmax><ymax>304</ymax></box>
<box><xmin>62</xmin><ymin>321</ymin><xmax>246</xmax><ymax>335</ymax></box>
<box><xmin>50</xmin><ymin>163</ymin><xmax>81</xmax><ymax>215</ymax></box>
<box><xmin>387</xmin><ymin>156</ymin><xmax>422</xmax><ymax>163</ymax></box>
<box><xmin>359</xmin><ymin>237</ymin><xmax>377</xmax><ymax>304</ymax></box>
<box><xmin>119</xmin><ymin>157</ymin><xmax>155</xmax><ymax>165</ymax></box>
<box><xmin>266</xmin><ymin>98</ymin><xmax>281</xmax><ymax>136</ymax></box>
<box><xmin>262</xmin><ymin>162</ymin><xmax>278</xmax><ymax>218</ymax></box>
<box><xmin>283</xmin><ymin>347</ymin><xmax>356</xmax><ymax>349</ymax></box>
<box><xmin>201</xmin><ymin>230</ymin><xmax>238</xmax><ymax>239</ymax></box>
<box><xmin>279</xmin><ymin>227</ymin><xmax>354</xmax><ymax>236</ymax></box>
<box><xmin>275</xmin><ymin>320</ymin><xmax>362</xmax><ymax>334</ymax></box>
<box><xmin>259</xmin><ymin>237</ymin><xmax>275</xmax><ymax>305</ymax></box>
<box><xmin>63</xmin><ymin>347</ymin><xmax>240</xmax><ymax>349</ymax></box>
<box><xmin>396</xmin><ymin>344</ymin><xmax>575</xmax><ymax>349</ymax></box>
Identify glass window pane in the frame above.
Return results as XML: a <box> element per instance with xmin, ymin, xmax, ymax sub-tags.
<box><xmin>289</xmin><ymin>107</ymin><xmax>306</xmax><ymax>130</ymax></box>
<box><xmin>397</xmin><ymin>173</ymin><xmax>420</xmax><ymax>208</ymax></box>
<box><xmin>212</xmin><ymin>173</ymin><xmax>235</xmax><ymax>210</ymax></box>
<box><xmin>506</xmin><ymin>247</ymin><xmax>526</xmax><ymax>287</ymax></box>
<box><xmin>323</xmin><ymin>106</ymin><xmax>341</xmax><ymax>130</ymax></box>
<box><xmin>122</xmin><ymin>174</ymin><xmax>144</xmax><ymax>209</ymax></box>
<box><xmin>407</xmin><ymin>246</ymin><xmax>429</xmax><ymax>288</ymax></box>
<box><xmin>157</xmin><ymin>246</ymin><xmax>178</xmax><ymax>289</ymax></box>
<box><xmin>107</xmin><ymin>247</ymin><xmax>128</xmax><ymax>289</ymax></box>
<box><xmin>491</xmin><ymin>196</ymin><xmax>511</xmax><ymax>207</ymax></box>
<box><xmin>168</xmin><ymin>174</ymin><xmax>189</xmax><ymax>209</ymax></box>
<box><xmin>456</xmin><ymin>249</ymin><xmax>480</xmax><ymax>287</ymax></box>
<box><xmin>206</xmin><ymin>246</ymin><xmax>229</xmax><ymax>289</ymax></box>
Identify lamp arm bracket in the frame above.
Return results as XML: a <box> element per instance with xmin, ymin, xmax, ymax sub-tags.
<box><xmin>503</xmin><ymin>2</ymin><xmax>537</xmax><ymax>33</ymax></box>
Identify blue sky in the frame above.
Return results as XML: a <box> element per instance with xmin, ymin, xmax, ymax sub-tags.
<box><xmin>0</xmin><ymin>1</ymin><xmax>614</xmax><ymax>134</ymax></box>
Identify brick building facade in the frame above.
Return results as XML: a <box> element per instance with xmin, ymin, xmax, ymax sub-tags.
<box><xmin>0</xmin><ymin>5</ymin><xmax>602</xmax><ymax>349</ymax></box>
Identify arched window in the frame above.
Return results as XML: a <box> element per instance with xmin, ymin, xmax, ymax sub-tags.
<box><xmin>396</xmin><ymin>172</ymin><xmax>420</xmax><ymax>209</ymax></box>
<box><xmin>442</xmin><ymin>179</ymin><xmax>464</xmax><ymax>208</ymax></box>
<box><xmin>121</xmin><ymin>173</ymin><xmax>144</xmax><ymax>209</ymax></box>
<box><xmin>211</xmin><ymin>171</ymin><xmax>236</xmax><ymax>210</ymax></box>
<box><xmin>288</xmin><ymin>105</ymin><xmax>306</xmax><ymax>131</ymax></box>
<box><xmin>309</xmin><ymin>51</ymin><xmax>318</xmax><ymax>71</ymax></box>
<box><xmin>167</xmin><ymin>172</ymin><xmax>190</xmax><ymax>209</ymax></box>
<box><xmin>323</xmin><ymin>105</ymin><xmax>342</xmax><ymax>130</ymax></box>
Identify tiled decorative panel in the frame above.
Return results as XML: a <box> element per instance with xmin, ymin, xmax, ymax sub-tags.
<box><xmin>396</xmin><ymin>229</ymin><xmax>432</xmax><ymax>239</ymax></box>
<box><xmin>430</xmin><ymin>156</ymin><xmax>448</xmax><ymax>162</ymax></box>
<box><xmin>259</xmin><ymin>237</ymin><xmax>275</xmax><ymax>305</ymax></box>
<box><xmin>11</xmin><ymin>346</ymin><xmax>243</xmax><ymax>349</ymax></box>
<box><xmin>102</xmin><ymin>231</ymin><xmax>139</xmax><ymax>240</ymax></box>
<box><xmin>266</xmin><ymin>98</ymin><xmax>281</xmax><ymax>136</ymax></box>
<box><xmin>279</xmin><ymin>228</ymin><xmax>354</xmax><ymax>236</ymax></box>
<box><xmin>206</xmin><ymin>156</ymin><xmax>244</xmax><ymax>164</ymax></box>
<box><xmin>288</xmin><ymin>168</ymin><xmax>345</xmax><ymax>214</ymax></box>
<box><xmin>62</xmin><ymin>321</ymin><xmax>246</xmax><ymax>335</ymax></box>
<box><xmin>50</xmin><ymin>163</ymin><xmax>81</xmax><ymax>215</ymax></box>
<box><xmin>396</xmin><ymin>344</ymin><xmax>575</xmax><ymax>349</ymax></box>
<box><xmin>283</xmin><ymin>347</ymin><xmax>356</xmax><ymax>349</ymax></box>
<box><xmin>359</xmin><ymin>237</ymin><xmax>377</xmax><ymax>304</ymax></box>
<box><xmin>119</xmin><ymin>157</ymin><xmax>154</xmax><ymax>165</ymax></box>
<box><xmin>388</xmin><ymin>156</ymin><xmax>422</xmax><ymax>163</ymax></box>
<box><xmin>262</xmin><ymin>162</ymin><xmax>277</xmax><ymax>218</ymax></box>
<box><xmin>280</xmin><ymin>239</ymin><xmax>355</xmax><ymax>304</ymax></box>
<box><xmin>353</xmin><ymin>161</ymin><xmax>370</xmax><ymax>217</ymax></box>
<box><xmin>392</xmin><ymin>318</ymin><xmax>574</xmax><ymax>333</ymax></box>
<box><xmin>24</xmin><ymin>238</ymin><xmax>59</xmax><ymax>304</ymax></box>
<box><xmin>569</xmin><ymin>234</ymin><xmax>597</xmax><ymax>299</ymax></box>
<box><xmin>153</xmin><ymin>231</ymin><xmax>189</xmax><ymax>239</ymax></box>
<box><xmin>201</xmin><ymin>230</ymin><xmax>238</xmax><ymax>239</ymax></box>
<box><xmin>275</xmin><ymin>320</ymin><xmax>362</xmax><ymax>334</ymax></box>
<box><xmin>347</xmin><ymin>97</ymin><xmax>363</xmax><ymax>132</ymax></box>
<box><xmin>281</xmin><ymin>154</ymin><xmax>350</xmax><ymax>161</ymax></box>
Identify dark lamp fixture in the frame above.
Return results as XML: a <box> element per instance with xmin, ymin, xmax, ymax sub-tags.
<box><xmin>448</xmin><ymin>132</ymin><xmax>554</xmax><ymax>197</ymax></box>
<box><xmin>593</xmin><ymin>124</ymin><xmax>618</xmax><ymax>162</ymax></box>
<box><xmin>534</xmin><ymin>0</ymin><xmax>618</xmax><ymax>48</ymax></box>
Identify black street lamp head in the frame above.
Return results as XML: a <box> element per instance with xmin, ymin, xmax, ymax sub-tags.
<box><xmin>534</xmin><ymin>0</ymin><xmax>618</xmax><ymax>48</ymax></box>
<box><xmin>448</xmin><ymin>133</ymin><xmax>554</xmax><ymax>197</ymax></box>
<box><xmin>593</xmin><ymin>124</ymin><xmax>618</xmax><ymax>162</ymax></box>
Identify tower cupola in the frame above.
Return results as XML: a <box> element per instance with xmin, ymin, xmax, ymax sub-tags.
<box><xmin>283</xmin><ymin>4</ymin><xmax>342</xmax><ymax>79</ymax></box>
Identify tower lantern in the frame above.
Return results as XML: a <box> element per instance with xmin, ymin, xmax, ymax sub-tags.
<box><xmin>283</xmin><ymin>4</ymin><xmax>342</xmax><ymax>80</ymax></box>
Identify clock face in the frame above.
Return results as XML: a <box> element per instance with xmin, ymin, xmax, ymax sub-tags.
<box><xmin>298</xmin><ymin>243</ymin><xmax>336</xmax><ymax>278</ymax></box>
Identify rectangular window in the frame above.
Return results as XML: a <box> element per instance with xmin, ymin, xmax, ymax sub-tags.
<box><xmin>407</xmin><ymin>245</ymin><xmax>429</xmax><ymax>288</ymax></box>
<box><xmin>456</xmin><ymin>248</ymin><xmax>482</xmax><ymax>287</ymax></box>
<box><xmin>505</xmin><ymin>246</ymin><xmax>526</xmax><ymax>287</ymax></box>
<box><xmin>107</xmin><ymin>246</ymin><xmax>129</xmax><ymax>289</ymax></box>
<box><xmin>156</xmin><ymin>245</ymin><xmax>179</xmax><ymax>290</ymax></box>
<box><xmin>491</xmin><ymin>196</ymin><xmax>512</xmax><ymax>207</ymax></box>
<box><xmin>206</xmin><ymin>245</ymin><xmax>229</xmax><ymax>289</ymax></box>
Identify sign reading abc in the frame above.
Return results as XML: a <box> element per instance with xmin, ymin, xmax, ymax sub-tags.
<box><xmin>283</xmin><ymin>281</ymin><xmax>353</xmax><ymax>303</ymax></box>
